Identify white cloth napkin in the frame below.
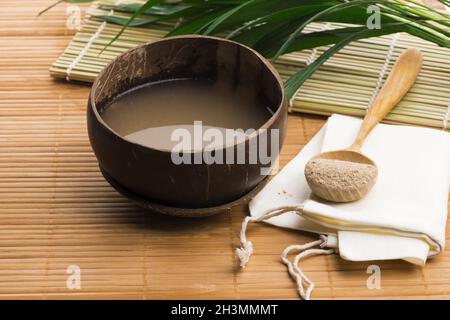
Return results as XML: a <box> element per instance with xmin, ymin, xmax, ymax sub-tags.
<box><xmin>238</xmin><ymin>114</ymin><xmax>450</xmax><ymax>299</ymax></box>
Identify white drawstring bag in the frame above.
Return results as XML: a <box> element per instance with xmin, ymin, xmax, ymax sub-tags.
<box><xmin>237</xmin><ymin>114</ymin><xmax>450</xmax><ymax>300</ymax></box>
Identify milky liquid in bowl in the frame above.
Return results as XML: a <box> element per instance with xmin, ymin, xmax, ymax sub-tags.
<box><xmin>101</xmin><ymin>78</ymin><xmax>273</xmax><ymax>151</ymax></box>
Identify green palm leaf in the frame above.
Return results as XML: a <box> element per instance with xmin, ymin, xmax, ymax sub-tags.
<box><xmin>271</xmin><ymin>0</ymin><xmax>393</xmax><ymax>62</ymax></box>
<box><xmin>40</xmin><ymin>0</ymin><xmax>450</xmax><ymax>101</ymax></box>
<box><xmin>284</xmin><ymin>20</ymin><xmax>426</xmax><ymax>99</ymax></box>
<box><xmin>103</xmin><ymin>0</ymin><xmax>163</xmax><ymax>50</ymax></box>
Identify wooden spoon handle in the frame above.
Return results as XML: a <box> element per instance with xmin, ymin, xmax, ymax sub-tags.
<box><xmin>349</xmin><ymin>48</ymin><xmax>423</xmax><ymax>152</ymax></box>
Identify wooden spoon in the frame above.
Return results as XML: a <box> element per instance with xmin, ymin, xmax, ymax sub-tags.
<box><xmin>304</xmin><ymin>48</ymin><xmax>423</xmax><ymax>202</ymax></box>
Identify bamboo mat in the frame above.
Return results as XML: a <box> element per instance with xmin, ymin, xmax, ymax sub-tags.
<box><xmin>49</xmin><ymin>1</ymin><xmax>450</xmax><ymax>130</ymax></box>
<box><xmin>0</xmin><ymin>0</ymin><xmax>449</xmax><ymax>300</ymax></box>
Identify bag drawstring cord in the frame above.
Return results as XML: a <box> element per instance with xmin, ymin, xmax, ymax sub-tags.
<box><xmin>281</xmin><ymin>235</ymin><xmax>335</xmax><ymax>300</ymax></box>
<box><xmin>236</xmin><ymin>206</ymin><xmax>304</xmax><ymax>268</ymax></box>
<box><xmin>236</xmin><ymin>206</ymin><xmax>335</xmax><ymax>300</ymax></box>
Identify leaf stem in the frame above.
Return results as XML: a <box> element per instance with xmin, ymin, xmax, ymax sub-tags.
<box><xmin>38</xmin><ymin>0</ymin><xmax>64</xmax><ymax>16</ymax></box>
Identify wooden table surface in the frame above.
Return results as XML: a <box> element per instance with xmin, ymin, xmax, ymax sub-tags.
<box><xmin>0</xmin><ymin>0</ymin><xmax>449</xmax><ymax>299</ymax></box>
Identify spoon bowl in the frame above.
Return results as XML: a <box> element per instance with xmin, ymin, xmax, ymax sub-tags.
<box><xmin>305</xmin><ymin>150</ymin><xmax>378</xmax><ymax>202</ymax></box>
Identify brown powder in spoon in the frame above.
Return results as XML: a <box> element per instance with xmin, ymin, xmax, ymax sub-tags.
<box><xmin>305</xmin><ymin>158</ymin><xmax>377</xmax><ymax>192</ymax></box>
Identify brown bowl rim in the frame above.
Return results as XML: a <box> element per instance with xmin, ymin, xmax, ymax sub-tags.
<box><xmin>89</xmin><ymin>34</ymin><xmax>286</xmax><ymax>154</ymax></box>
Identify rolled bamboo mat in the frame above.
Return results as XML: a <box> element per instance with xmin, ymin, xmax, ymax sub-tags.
<box><xmin>0</xmin><ymin>0</ymin><xmax>449</xmax><ymax>299</ymax></box>
<box><xmin>49</xmin><ymin>1</ymin><xmax>450</xmax><ymax>130</ymax></box>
